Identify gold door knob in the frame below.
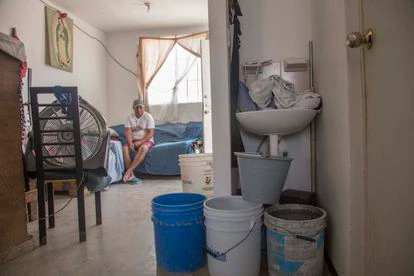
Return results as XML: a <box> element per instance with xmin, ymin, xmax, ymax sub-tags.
<box><xmin>346</xmin><ymin>29</ymin><xmax>373</xmax><ymax>49</ymax></box>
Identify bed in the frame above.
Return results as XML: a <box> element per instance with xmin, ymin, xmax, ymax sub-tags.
<box><xmin>109</xmin><ymin>121</ymin><xmax>203</xmax><ymax>179</ymax></box>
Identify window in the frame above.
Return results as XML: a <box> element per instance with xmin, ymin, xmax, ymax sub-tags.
<box><xmin>148</xmin><ymin>44</ymin><xmax>202</xmax><ymax>105</ymax></box>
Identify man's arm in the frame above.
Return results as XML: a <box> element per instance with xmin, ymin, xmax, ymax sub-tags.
<box><xmin>133</xmin><ymin>113</ymin><xmax>155</xmax><ymax>148</ymax></box>
<box><xmin>134</xmin><ymin>128</ymin><xmax>154</xmax><ymax>147</ymax></box>
<box><xmin>124</xmin><ymin>127</ymin><xmax>134</xmax><ymax>150</ymax></box>
<box><xmin>142</xmin><ymin>128</ymin><xmax>154</xmax><ymax>142</ymax></box>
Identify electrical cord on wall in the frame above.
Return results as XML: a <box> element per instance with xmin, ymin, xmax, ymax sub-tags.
<box><xmin>38</xmin><ymin>0</ymin><xmax>137</xmax><ymax>78</ymax></box>
<box><xmin>38</xmin><ymin>172</ymin><xmax>85</xmax><ymax>221</ymax></box>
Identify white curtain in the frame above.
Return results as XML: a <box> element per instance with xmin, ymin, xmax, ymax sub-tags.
<box><xmin>156</xmin><ymin>49</ymin><xmax>197</xmax><ymax>122</ymax></box>
<box><xmin>137</xmin><ymin>32</ymin><xmax>208</xmax><ymax>113</ymax></box>
<box><xmin>137</xmin><ymin>38</ymin><xmax>176</xmax><ymax>109</ymax></box>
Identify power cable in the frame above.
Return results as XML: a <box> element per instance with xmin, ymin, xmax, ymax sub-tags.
<box><xmin>39</xmin><ymin>0</ymin><xmax>137</xmax><ymax>78</ymax></box>
<box><xmin>38</xmin><ymin>172</ymin><xmax>85</xmax><ymax>221</ymax></box>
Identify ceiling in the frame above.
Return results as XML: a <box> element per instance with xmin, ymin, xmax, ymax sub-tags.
<box><xmin>48</xmin><ymin>0</ymin><xmax>209</xmax><ymax>33</ymax></box>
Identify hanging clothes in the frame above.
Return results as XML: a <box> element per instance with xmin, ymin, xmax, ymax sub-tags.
<box><xmin>229</xmin><ymin>0</ymin><xmax>244</xmax><ymax>167</ymax></box>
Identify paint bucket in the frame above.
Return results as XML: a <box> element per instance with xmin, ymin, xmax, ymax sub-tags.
<box><xmin>204</xmin><ymin>196</ymin><xmax>263</xmax><ymax>276</ymax></box>
<box><xmin>151</xmin><ymin>193</ymin><xmax>206</xmax><ymax>273</ymax></box>
<box><xmin>264</xmin><ymin>204</ymin><xmax>327</xmax><ymax>276</ymax></box>
<box><xmin>235</xmin><ymin>152</ymin><xmax>293</xmax><ymax>204</ymax></box>
<box><xmin>179</xmin><ymin>153</ymin><xmax>214</xmax><ymax>198</ymax></box>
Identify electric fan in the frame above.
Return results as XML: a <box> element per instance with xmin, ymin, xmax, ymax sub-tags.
<box><xmin>38</xmin><ymin>98</ymin><xmax>109</xmax><ymax>170</ymax></box>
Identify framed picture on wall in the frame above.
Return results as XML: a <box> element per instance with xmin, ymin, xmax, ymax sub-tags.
<box><xmin>45</xmin><ymin>6</ymin><xmax>73</xmax><ymax>72</ymax></box>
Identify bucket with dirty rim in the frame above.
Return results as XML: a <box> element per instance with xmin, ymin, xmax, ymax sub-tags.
<box><xmin>264</xmin><ymin>204</ymin><xmax>327</xmax><ymax>276</ymax></box>
<box><xmin>204</xmin><ymin>196</ymin><xmax>263</xmax><ymax>276</ymax></box>
<box><xmin>179</xmin><ymin>153</ymin><xmax>214</xmax><ymax>198</ymax></box>
<box><xmin>152</xmin><ymin>193</ymin><xmax>206</xmax><ymax>273</ymax></box>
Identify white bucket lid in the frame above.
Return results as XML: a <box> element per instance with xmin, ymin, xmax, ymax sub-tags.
<box><xmin>179</xmin><ymin>153</ymin><xmax>213</xmax><ymax>162</ymax></box>
<box><xmin>204</xmin><ymin>196</ymin><xmax>263</xmax><ymax>220</ymax></box>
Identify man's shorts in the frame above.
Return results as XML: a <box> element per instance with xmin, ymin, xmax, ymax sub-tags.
<box><xmin>122</xmin><ymin>140</ymin><xmax>154</xmax><ymax>150</ymax></box>
<box><xmin>137</xmin><ymin>140</ymin><xmax>155</xmax><ymax>150</ymax></box>
<box><xmin>124</xmin><ymin>140</ymin><xmax>154</xmax><ymax>159</ymax></box>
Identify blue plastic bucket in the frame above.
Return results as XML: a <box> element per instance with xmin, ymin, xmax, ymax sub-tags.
<box><xmin>152</xmin><ymin>193</ymin><xmax>207</xmax><ymax>273</ymax></box>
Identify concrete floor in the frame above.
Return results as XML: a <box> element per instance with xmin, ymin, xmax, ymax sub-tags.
<box><xmin>0</xmin><ymin>177</ymin><xmax>331</xmax><ymax>276</ymax></box>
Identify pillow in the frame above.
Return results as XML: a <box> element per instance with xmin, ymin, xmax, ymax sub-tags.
<box><xmin>108</xmin><ymin>128</ymin><xmax>119</xmax><ymax>138</ymax></box>
<box><xmin>109</xmin><ymin>124</ymin><xmax>127</xmax><ymax>144</ymax></box>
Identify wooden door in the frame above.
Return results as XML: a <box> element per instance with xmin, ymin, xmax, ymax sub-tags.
<box><xmin>362</xmin><ymin>0</ymin><xmax>414</xmax><ymax>274</ymax></box>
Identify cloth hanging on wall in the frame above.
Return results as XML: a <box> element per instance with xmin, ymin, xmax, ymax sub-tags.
<box><xmin>229</xmin><ymin>0</ymin><xmax>243</xmax><ymax>167</ymax></box>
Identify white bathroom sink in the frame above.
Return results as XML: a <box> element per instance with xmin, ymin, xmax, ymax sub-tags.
<box><xmin>236</xmin><ymin>109</ymin><xmax>317</xmax><ymax>136</ymax></box>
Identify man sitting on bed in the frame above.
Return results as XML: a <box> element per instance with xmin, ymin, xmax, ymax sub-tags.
<box><xmin>122</xmin><ymin>99</ymin><xmax>155</xmax><ymax>184</ymax></box>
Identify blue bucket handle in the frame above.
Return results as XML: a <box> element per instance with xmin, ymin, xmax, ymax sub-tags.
<box><xmin>206</xmin><ymin>221</ymin><xmax>257</xmax><ymax>262</ymax></box>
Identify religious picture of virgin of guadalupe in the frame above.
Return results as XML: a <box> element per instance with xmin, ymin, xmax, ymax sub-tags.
<box><xmin>45</xmin><ymin>7</ymin><xmax>73</xmax><ymax>72</ymax></box>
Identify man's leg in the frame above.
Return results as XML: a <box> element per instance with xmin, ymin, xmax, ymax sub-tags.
<box><xmin>123</xmin><ymin>145</ymin><xmax>149</xmax><ymax>182</ymax></box>
<box><xmin>122</xmin><ymin>145</ymin><xmax>132</xmax><ymax>170</ymax></box>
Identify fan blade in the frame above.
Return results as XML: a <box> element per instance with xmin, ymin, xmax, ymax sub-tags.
<box><xmin>51</xmin><ymin>107</ymin><xmax>67</xmax><ymax>125</ymax></box>
<box><xmin>82</xmin><ymin>133</ymin><xmax>101</xmax><ymax>137</ymax></box>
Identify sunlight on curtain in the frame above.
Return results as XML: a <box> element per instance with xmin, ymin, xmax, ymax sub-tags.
<box><xmin>149</xmin><ymin>45</ymin><xmax>199</xmax><ymax>122</ymax></box>
<box><xmin>137</xmin><ymin>32</ymin><xmax>208</xmax><ymax>119</ymax></box>
<box><xmin>138</xmin><ymin>38</ymin><xmax>175</xmax><ymax>108</ymax></box>
<box><xmin>177</xmin><ymin>32</ymin><xmax>208</xmax><ymax>57</ymax></box>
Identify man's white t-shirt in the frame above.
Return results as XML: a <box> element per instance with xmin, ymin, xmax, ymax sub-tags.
<box><xmin>125</xmin><ymin>112</ymin><xmax>155</xmax><ymax>143</ymax></box>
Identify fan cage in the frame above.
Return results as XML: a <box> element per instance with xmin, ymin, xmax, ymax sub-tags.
<box><xmin>39</xmin><ymin>100</ymin><xmax>106</xmax><ymax>167</ymax></box>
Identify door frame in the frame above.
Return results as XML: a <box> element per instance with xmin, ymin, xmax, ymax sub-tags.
<box><xmin>345</xmin><ymin>0</ymin><xmax>367</xmax><ymax>274</ymax></box>
<box><xmin>207</xmin><ymin>0</ymin><xmax>232</xmax><ymax>195</ymax></box>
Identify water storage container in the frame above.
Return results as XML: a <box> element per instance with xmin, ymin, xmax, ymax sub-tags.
<box><xmin>204</xmin><ymin>196</ymin><xmax>263</xmax><ymax>276</ymax></box>
<box><xmin>151</xmin><ymin>193</ymin><xmax>206</xmax><ymax>273</ymax></box>
<box><xmin>264</xmin><ymin>204</ymin><xmax>327</xmax><ymax>276</ymax></box>
<box><xmin>179</xmin><ymin>153</ymin><xmax>214</xmax><ymax>198</ymax></box>
<box><xmin>235</xmin><ymin>152</ymin><xmax>292</xmax><ymax>204</ymax></box>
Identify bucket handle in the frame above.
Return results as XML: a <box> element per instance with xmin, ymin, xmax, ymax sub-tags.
<box><xmin>256</xmin><ymin>136</ymin><xmax>271</xmax><ymax>158</ymax></box>
<box><xmin>271</xmin><ymin>224</ymin><xmax>319</xmax><ymax>243</ymax></box>
<box><xmin>206</xmin><ymin>221</ymin><xmax>256</xmax><ymax>261</ymax></box>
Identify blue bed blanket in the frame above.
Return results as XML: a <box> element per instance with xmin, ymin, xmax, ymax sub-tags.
<box><xmin>109</xmin><ymin>122</ymin><xmax>203</xmax><ymax>176</ymax></box>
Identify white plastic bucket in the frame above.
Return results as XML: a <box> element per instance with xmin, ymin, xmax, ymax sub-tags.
<box><xmin>179</xmin><ymin>153</ymin><xmax>214</xmax><ymax>198</ymax></box>
<box><xmin>204</xmin><ymin>196</ymin><xmax>263</xmax><ymax>276</ymax></box>
<box><xmin>264</xmin><ymin>204</ymin><xmax>327</xmax><ymax>276</ymax></box>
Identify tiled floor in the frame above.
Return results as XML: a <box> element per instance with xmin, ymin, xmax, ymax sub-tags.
<box><xmin>0</xmin><ymin>177</ymin><xmax>331</xmax><ymax>276</ymax></box>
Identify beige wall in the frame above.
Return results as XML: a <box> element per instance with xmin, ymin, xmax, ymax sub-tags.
<box><xmin>0</xmin><ymin>0</ymin><xmax>109</xmax><ymax>119</ymax></box>
<box><xmin>310</xmin><ymin>0</ymin><xmax>353</xmax><ymax>274</ymax></box>
<box><xmin>239</xmin><ymin>0</ymin><xmax>312</xmax><ymax>63</ymax></box>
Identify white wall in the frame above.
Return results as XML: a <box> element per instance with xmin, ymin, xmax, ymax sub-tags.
<box><xmin>150</xmin><ymin>103</ymin><xmax>202</xmax><ymax>125</ymax></box>
<box><xmin>208</xmin><ymin>0</ymin><xmax>232</xmax><ymax>195</ymax></box>
<box><xmin>239</xmin><ymin>0</ymin><xmax>312</xmax><ymax>63</ymax></box>
<box><xmin>238</xmin><ymin>0</ymin><xmax>313</xmax><ymax>191</ymax></box>
<box><xmin>106</xmin><ymin>25</ymin><xmax>207</xmax><ymax>125</ymax></box>
<box><xmin>0</xmin><ymin>0</ymin><xmax>108</xmax><ymax>118</ymax></box>
<box><xmin>310</xmin><ymin>1</ymin><xmax>352</xmax><ymax>275</ymax></box>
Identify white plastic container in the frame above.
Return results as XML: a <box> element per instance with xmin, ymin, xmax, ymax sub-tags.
<box><xmin>179</xmin><ymin>153</ymin><xmax>214</xmax><ymax>198</ymax></box>
<box><xmin>204</xmin><ymin>196</ymin><xmax>263</xmax><ymax>276</ymax></box>
<box><xmin>265</xmin><ymin>204</ymin><xmax>327</xmax><ymax>276</ymax></box>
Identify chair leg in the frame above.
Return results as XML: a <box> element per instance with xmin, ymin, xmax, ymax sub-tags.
<box><xmin>77</xmin><ymin>182</ymin><xmax>86</xmax><ymax>242</ymax></box>
<box><xmin>47</xmin><ymin>182</ymin><xmax>55</xmax><ymax>229</ymax></box>
<box><xmin>95</xmin><ymin>191</ymin><xmax>102</xmax><ymax>225</ymax></box>
<box><xmin>37</xmin><ymin>179</ymin><xmax>47</xmax><ymax>246</ymax></box>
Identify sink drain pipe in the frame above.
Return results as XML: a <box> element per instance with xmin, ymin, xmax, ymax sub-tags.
<box><xmin>309</xmin><ymin>41</ymin><xmax>317</xmax><ymax>193</ymax></box>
